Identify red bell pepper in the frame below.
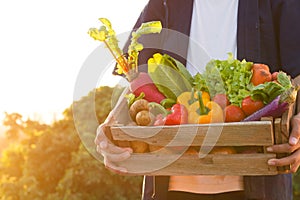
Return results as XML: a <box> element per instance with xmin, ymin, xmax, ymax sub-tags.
<box><xmin>164</xmin><ymin>104</ymin><xmax>188</xmax><ymax>125</ymax></box>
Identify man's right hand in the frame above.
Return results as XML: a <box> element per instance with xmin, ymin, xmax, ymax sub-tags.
<box><xmin>95</xmin><ymin>123</ymin><xmax>132</xmax><ymax>174</ymax></box>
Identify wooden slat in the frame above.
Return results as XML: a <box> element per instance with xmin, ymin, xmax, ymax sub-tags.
<box><xmin>110</xmin><ymin>121</ymin><xmax>274</xmax><ymax>146</ymax></box>
<box><xmin>274</xmin><ymin>118</ymin><xmax>282</xmax><ymax>145</ymax></box>
<box><xmin>274</xmin><ymin>118</ymin><xmax>287</xmax><ymax>172</ymax></box>
<box><xmin>281</xmin><ymin>103</ymin><xmax>295</xmax><ymax>140</ymax></box>
<box><xmin>117</xmin><ymin>153</ymin><xmax>278</xmax><ymax>176</ymax></box>
<box><xmin>278</xmin><ymin>104</ymin><xmax>294</xmax><ymax>172</ymax></box>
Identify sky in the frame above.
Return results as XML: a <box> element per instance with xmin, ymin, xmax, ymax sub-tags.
<box><xmin>0</xmin><ymin>0</ymin><xmax>149</xmax><ymax>124</ymax></box>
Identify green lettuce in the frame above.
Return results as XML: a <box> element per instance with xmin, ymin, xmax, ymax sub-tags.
<box><xmin>194</xmin><ymin>53</ymin><xmax>253</xmax><ymax>106</ymax></box>
<box><xmin>193</xmin><ymin>54</ymin><xmax>294</xmax><ymax>106</ymax></box>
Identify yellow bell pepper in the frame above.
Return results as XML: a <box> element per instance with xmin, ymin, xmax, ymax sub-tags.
<box><xmin>187</xmin><ymin>91</ymin><xmax>224</xmax><ymax>124</ymax></box>
<box><xmin>188</xmin><ymin>104</ymin><xmax>200</xmax><ymax>124</ymax></box>
<box><xmin>177</xmin><ymin>90</ymin><xmax>210</xmax><ymax>110</ymax></box>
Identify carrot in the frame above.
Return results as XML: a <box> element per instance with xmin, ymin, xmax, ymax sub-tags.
<box><xmin>251</xmin><ymin>64</ymin><xmax>272</xmax><ymax>86</ymax></box>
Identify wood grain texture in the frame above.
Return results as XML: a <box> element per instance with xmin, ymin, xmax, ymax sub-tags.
<box><xmin>111</xmin><ymin>122</ymin><xmax>274</xmax><ymax>146</ymax></box>
<box><xmin>117</xmin><ymin>153</ymin><xmax>278</xmax><ymax>176</ymax></box>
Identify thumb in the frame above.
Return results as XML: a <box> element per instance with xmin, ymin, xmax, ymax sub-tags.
<box><xmin>290</xmin><ymin>114</ymin><xmax>300</xmax><ymax>145</ymax></box>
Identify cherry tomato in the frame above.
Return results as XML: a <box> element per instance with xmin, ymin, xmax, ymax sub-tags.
<box><xmin>271</xmin><ymin>71</ymin><xmax>279</xmax><ymax>81</ymax></box>
<box><xmin>224</xmin><ymin>105</ymin><xmax>246</xmax><ymax>122</ymax></box>
<box><xmin>241</xmin><ymin>96</ymin><xmax>264</xmax><ymax>116</ymax></box>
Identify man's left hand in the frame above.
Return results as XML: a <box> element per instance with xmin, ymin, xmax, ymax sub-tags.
<box><xmin>267</xmin><ymin>113</ymin><xmax>300</xmax><ymax>173</ymax></box>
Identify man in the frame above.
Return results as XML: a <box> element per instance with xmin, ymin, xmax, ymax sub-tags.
<box><xmin>95</xmin><ymin>0</ymin><xmax>300</xmax><ymax>199</ymax></box>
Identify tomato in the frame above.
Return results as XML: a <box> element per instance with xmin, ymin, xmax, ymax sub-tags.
<box><xmin>241</xmin><ymin>96</ymin><xmax>264</xmax><ymax>116</ymax></box>
<box><xmin>224</xmin><ymin>105</ymin><xmax>246</xmax><ymax>122</ymax></box>
<box><xmin>271</xmin><ymin>71</ymin><xmax>279</xmax><ymax>81</ymax></box>
<box><xmin>251</xmin><ymin>68</ymin><xmax>272</xmax><ymax>86</ymax></box>
<box><xmin>252</xmin><ymin>63</ymin><xmax>270</xmax><ymax>72</ymax></box>
<box><xmin>212</xmin><ymin>93</ymin><xmax>230</xmax><ymax>109</ymax></box>
<box><xmin>251</xmin><ymin>63</ymin><xmax>272</xmax><ymax>86</ymax></box>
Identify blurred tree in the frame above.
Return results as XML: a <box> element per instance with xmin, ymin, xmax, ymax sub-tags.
<box><xmin>0</xmin><ymin>86</ymin><xmax>143</xmax><ymax>200</ymax></box>
<box><xmin>0</xmin><ymin>145</ymin><xmax>25</xmax><ymax>178</ymax></box>
<box><xmin>2</xmin><ymin>112</ymin><xmax>23</xmax><ymax>140</ymax></box>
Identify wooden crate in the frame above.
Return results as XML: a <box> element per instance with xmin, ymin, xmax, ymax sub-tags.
<box><xmin>107</xmin><ymin>98</ymin><xmax>294</xmax><ymax>176</ymax></box>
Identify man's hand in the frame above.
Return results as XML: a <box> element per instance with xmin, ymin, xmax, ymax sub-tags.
<box><xmin>95</xmin><ymin>122</ymin><xmax>132</xmax><ymax>174</ymax></box>
<box><xmin>94</xmin><ymin>87</ymin><xmax>133</xmax><ymax>174</ymax></box>
<box><xmin>267</xmin><ymin>113</ymin><xmax>300</xmax><ymax>173</ymax></box>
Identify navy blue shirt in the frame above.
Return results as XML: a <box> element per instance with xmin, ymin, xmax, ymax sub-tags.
<box><xmin>122</xmin><ymin>0</ymin><xmax>300</xmax><ymax>199</ymax></box>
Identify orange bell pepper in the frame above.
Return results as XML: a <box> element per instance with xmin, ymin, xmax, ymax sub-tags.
<box><xmin>198</xmin><ymin>101</ymin><xmax>224</xmax><ymax>124</ymax></box>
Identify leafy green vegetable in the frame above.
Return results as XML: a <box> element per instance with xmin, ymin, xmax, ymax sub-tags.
<box><xmin>251</xmin><ymin>82</ymin><xmax>285</xmax><ymax>104</ymax></box>
<box><xmin>193</xmin><ymin>73</ymin><xmax>209</xmax><ymax>92</ymax></box>
<box><xmin>172</xmin><ymin>57</ymin><xmax>194</xmax><ymax>86</ymax></box>
<box><xmin>193</xmin><ymin>54</ymin><xmax>294</xmax><ymax>106</ymax></box>
<box><xmin>125</xmin><ymin>92</ymin><xmax>145</xmax><ymax>107</ymax></box>
<box><xmin>128</xmin><ymin>21</ymin><xmax>162</xmax><ymax>74</ymax></box>
<box><xmin>277</xmin><ymin>71</ymin><xmax>293</xmax><ymax>89</ymax></box>
<box><xmin>148</xmin><ymin>102</ymin><xmax>170</xmax><ymax>116</ymax></box>
<box><xmin>148</xmin><ymin>53</ymin><xmax>193</xmax><ymax>100</ymax></box>
<box><xmin>88</xmin><ymin>18</ymin><xmax>162</xmax><ymax>81</ymax></box>
<box><xmin>160</xmin><ymin>98</ymin><xmax>177</xmax><ymax>108</ymax></box>
<box><xmin>251</xmin><ymin>71</ymin><xmax>293</xmax><ymax>104</ymax></box>
<box><xmin>193</xmin><ymin>53</ymin><xmax>253</xmax><ymax>106</ymax></box>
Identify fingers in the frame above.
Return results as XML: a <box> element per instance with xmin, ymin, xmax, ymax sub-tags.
<box><xmin>266</xmin><ymin>113</ymin><xmax>300</xmax><ymax>173</ymax></box>
<box><xmin>267</xmin><ymin>143</ymin><xmax>300</xmax><ymax>154</ymax></box>
<box><xmin>289</xmin><ymin>114</ymin><xmax>300</xmax><ymax>145</ymax></box>
<box><xmin>104</xmin><ymin>158</ymin><xmax>128</xmax><ymax>174</ymax></box>
<box><xmin>94</xmin><ymin>123</ymin><xmax>132</xmax><ymax>174</ymax></box>
<box><xmin>102</xmin><ymin>150</ymin><xmax>131</xmax><ymax>163</ymax></box>
<box><xmin>96</xmin><ymin>142</ymin><xmax>132</xmax><ymax>160</ymax></box>
<box><xmin>94</xmin><ymin>124</ymin><xmax>107</xmax><ymax>145</ymax></box>
<box><xmin>100</xmin><ymin>145</ymin><xmax>131</xmax><ymax>174</ymax></box>
<box><xmin>95</xmin><ymin>125</ymin><xmax>132</xmax><ymax>161</ymax></box>
<box><xmin>268</xmin><ymin>150</ymin><xmax>300</xmax><ymax>173</ymax></box>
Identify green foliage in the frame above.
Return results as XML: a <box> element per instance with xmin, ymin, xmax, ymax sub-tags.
<box><xmin>193</xmin><ymin>54</ymin><xmax>253</xmax><ymax>106</ymax></box>
<box><xmin>0</xmin><ymin>145</ymin><xmax>25</xmax><ymax>178</ymax></box>
<box><xmin>0</xmin><ymin>86</ymin><xmax>143</xmax><ymax>200</ymax></box>
<box><xmin>2</xmin><ymin>112</ymin><xmax>23</xmax><ymax>140</ymax></box>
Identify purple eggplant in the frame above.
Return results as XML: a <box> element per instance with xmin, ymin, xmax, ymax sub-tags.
<box><xmin>243</xmin><ymin>86</ymin><xmax>298</xmax><ymax>121</ymax></box>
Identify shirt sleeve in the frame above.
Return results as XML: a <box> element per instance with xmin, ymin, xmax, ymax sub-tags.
<box><xmin>272</xmin><ymin>0</ymin><xmax>300</xmax><ymax>78</ymax></box>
